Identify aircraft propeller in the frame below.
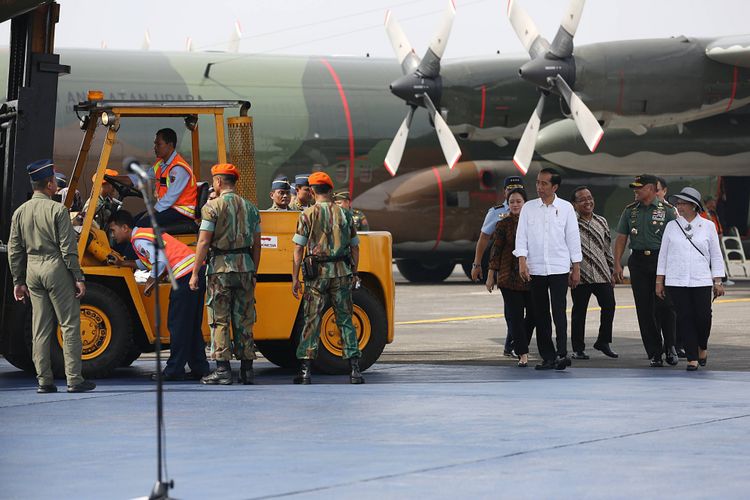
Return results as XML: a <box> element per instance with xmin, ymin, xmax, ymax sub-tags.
<box><xmin>383</xmin><ymin>0</ymin><xmax>462</xmax><ymax>176</ymax></box>
<box><xmin>507</xmin><ymin>0</ymin><xmax>603</xmax><ymax>174</ymax></box>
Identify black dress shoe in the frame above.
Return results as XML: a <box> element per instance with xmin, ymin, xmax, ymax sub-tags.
<box><xmin>67</xmin><ymin>380</ymin><xmax>96</xmax><ymax>393</ymax></box>
<box><xmin>676</xmin><ymin>348</ymin><xmax>687</xmax><ymax>359</ymax></box>
<box><xmin>37</xmin><ymin>384</ymin><xmax>57</xmax><ymax>394</ymax></box>
<box><xmin>593</xmin><ymin>342</ymin><xmax>619</xmax><ymax>358</ymax></box>
<box><xmin>535</xmin><ymin>360</ymin><xmax>556</xmax><ymax>370</ymax></box>
<box><xmin>555</xmin><ymin>356</ymin><xmax>571</xmax><ymax>370</ymax></box>
<box><xmin>503</xmin><ymin>349</ymin><xmax>516</xmax><ymax>357</ymax></box>
<box><xmin>665</xmin><ymin>347</ymin><xmax>679</xmax><ymax>366</ymax></box>
<box><xmin>686</xmin><ymin>364</ymin><xmax>699</xmax><ymax>371</ymax></box>
<box><xmin>698</xmin><ymin>355</ymin><xmax>708</xmax><ymax>367</ymax></box>
<box><xmin>571</xmin><ymin>351</ymin><xmax>589</xmax><ymax>360</ymax></box>
<box><xmin>650</xmin><ymin>356</ymin><xmax>664</xmax><ymax>367</ymax></box>
<box><xmin>151</xmin><ymin>372</ymin><xmax>186</xmax><ymax>382</ymax></box>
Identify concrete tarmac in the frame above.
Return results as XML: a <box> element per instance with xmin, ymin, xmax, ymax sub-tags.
<box><xmin>2</xmin><ymin>267</ymin><xmax>750</xmax><ymax>499</ymax></box>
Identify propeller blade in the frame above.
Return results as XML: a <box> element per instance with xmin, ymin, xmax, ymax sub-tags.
<box><xmin>384</xmin><ymin>106</ymin><xmax>417</xmax><ymax>176</ymax></box>
<box><xmin>385</xmin><ymin>10</ymin><xmax>420</xmax><ymax>74</ymax></box>
<box><xmin>549</xmin><ymin>0</ymin><xmax>586</xmax><ymax>58</ymax></box>
<box><xmin>417</xmin><ymin>0</ymin><xmax>456</xmax><ymax>78</ymax></box>
<box><xmin>554</xmin><ymin>75</ymin><xmax>604</xmax><ymax>152</ymax></box>
<box><xmin>423</xmin><ymin>94</ymin><xmax>462</xmax><ymax>169</ymax></box>
<box><xmin>506</xmin><ymin>0</ymin><xmax>549</xmax><ymax>59</ymax></box>
<box><xmin>513</xmin><ymin>94</ymin><xmax>545</xmax><ymax>175</ymax></box>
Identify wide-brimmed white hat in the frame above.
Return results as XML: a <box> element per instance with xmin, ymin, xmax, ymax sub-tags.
<box><xmin>669</xmin><ymin>186</ymin><xmax>703</xmax><ymax>211</ymax></box>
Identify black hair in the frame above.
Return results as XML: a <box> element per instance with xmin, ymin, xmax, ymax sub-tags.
<box><xmin>507</xmin><ymin>187</ymin><xmax>528</xmax><ymax>202</ymax></box>
<box><xmin>570</xmin><ymin>185</ymin><xmax>591</xmax><ymax>203</ymax></box>
<box><xmin>215</xmin><ymin>173</ymin><xmax>237</xmax><ymax>186</ymax></box>
<box><xmin>109</xmin><ymin>210</ymin><xmax>135</xmax><ymax>228</ymax></box>
<box><xmin>539</xmin><ymin>167</ymin><xmax>562</xmax><ymax>187</ymax></box>
<box><xmin>156</xmin><ymin>128</ymin><xmax>177</xmax><ymax>147</ymax></box>
<box><xmin>311</xmin><ymin>184</ymin><xmax>332</xmax><ymax>195</ymax></box>
<box><xmin>32</xmin><ymin>176</ymin><xmax>54</xmax><ymax>191</ymax></box>
<box><xmin>656</xmin><ymin>176</ymin><xmax>667</xmax><ymax>189</ymax></box>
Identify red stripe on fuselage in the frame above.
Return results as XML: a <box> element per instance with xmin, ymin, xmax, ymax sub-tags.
<box><xmin>320</xmin><ymin>59</ymin><xmax>356</xmax><ymax>196</ymax></box>
<box><xmin>431</xmin><ymin>167</ymin><xmax>444</xmax><ymax>251</ymax></box>
<box><xmin>726</xmin><ymin>65</ymin><xmax>739</xmax><ymax>112</ymax></box>
<box><xmin>480</xmin><ymin>85</ymin><xmax>487</xmax><ymax>128</ymax></box>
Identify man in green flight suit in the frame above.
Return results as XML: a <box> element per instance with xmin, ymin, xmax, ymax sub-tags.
<box><xmin>7</xmin><ymin>159</ymin><xmax>95</xmax><ymax>394</ymax></box>
<box><xmin>190</xmin><ymin>163</ymin><xmax>261</xmax><ymax>385</ymax></box>
<box><xmin>333</xmin><ymin>190</ymin><xmax>370</xmax><ymax>231</ymax></box>
<box><xmin>291</xmin><ymin>172</ymin><xmax>364</xmax><ymax>385</ymax></box>
<box><xmin>614</xmin><ymin>174</ymin><xmax>678</xmax><ymax>367</ymax></box>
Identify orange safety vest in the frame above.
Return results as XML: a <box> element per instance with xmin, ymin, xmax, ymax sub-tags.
<box><xmin>153</xmin><ymin>152</ymin><xmax>198</xmax><ymax>219</ymax></box>
<box><xmin>131</xmin><ymin>228</ymin><xmax>196</xmax><ymax>279</ymax></box>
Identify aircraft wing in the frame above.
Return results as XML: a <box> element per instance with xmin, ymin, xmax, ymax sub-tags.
<box><xmin>706</xmin><ymin>35</ymin><xmax>750</xmax><ymax>68</ymax></box>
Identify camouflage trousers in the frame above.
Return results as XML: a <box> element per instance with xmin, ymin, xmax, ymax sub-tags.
<box><xmin>297</xmin><ymin>275</ymin><xmax>361</xmax><ymax>360</ymax></box>
<box><xmin>206</xmin><ymin>271</ymin><xmax>256</xmax><ymax>361</ymax></box>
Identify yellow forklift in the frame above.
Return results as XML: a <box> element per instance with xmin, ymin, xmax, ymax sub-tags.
<box><xmin>7</xmin><ymin>94</ymin><xmax>395</xmax><ymax>378</ymax></box>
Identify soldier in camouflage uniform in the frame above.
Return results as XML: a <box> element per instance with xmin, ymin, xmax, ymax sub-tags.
<box><xmin>333</xmin><ymin>190</ymin><xmax>370</xmax><ymax>231</ymax></box>
<box><xmin>291</xmin><ymin>172</ymin><xmax>364</xmax><ymax>385</ymax></box>
<box><xmin>82</xmin><ymin>168</ymin><xmax>121</xmax><ymax>228</ymax></box>
<box><xmin>289</xmin><ymin>174</ymin><xmax>314</xmax><ymax>211</ymax></box>
<box><xmin>267</xmin><ymin>177</ymin><xmax>293</xmax><ymax>211</ymax></box>
<box><xmin>190</xmin><ymin>163</ymin><xmax>261</xmax><ymax>385</ymax></box>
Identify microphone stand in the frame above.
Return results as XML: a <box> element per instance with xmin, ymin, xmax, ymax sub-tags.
<box><xmin>132</xmin><ymin>170</ymin><xmax>178</xmax><ymax>500</ymax></box>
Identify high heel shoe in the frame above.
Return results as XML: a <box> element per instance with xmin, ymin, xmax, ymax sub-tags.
<box><xmin>698</xmin><ymin>355</ymin><xmax>707</xmax><ymax>367</ymax></box>
<box><xmin>686</xmin><ymin>364</ymin><xmax>699</xmax><ymax>372</ymax></box>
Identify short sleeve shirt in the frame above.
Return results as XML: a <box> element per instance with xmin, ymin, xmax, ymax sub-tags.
<box><xmin>481</xmin><ymin>202</ymin><xmax>509</xmax><ymax>235</ymax></box>
<box><xmin>200</xmin><ymin>191</ymin><xmax>261</xmax><ymax>274</ymax></box>
<box><xmin>292</xmin><ymin>201</ymin><xmax>359</xmax><ymax>278</ymax></box>
<box><xmin>616</xmin><ymin>199</ymin><xmax>677</xmax><ymax>250</ymax></box>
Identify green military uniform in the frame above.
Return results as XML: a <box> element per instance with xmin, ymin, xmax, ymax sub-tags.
<box><xmin>290</xmin><ymin>198</ymin><xmax>313</xmax><ymax>211</ymax></box>
<box><xmin>351</xmin><ymin>208</ymin><xmax>370</xmax><ymax>231</ymax></box>
<box><xmin>8</xmin><ymin>192</ymin><xmax>85</xmax><ymax>387</ymax></box>
<box><xmin>293</xmin><ymin>201</ymin><xmax>361</xmax><ymax>360</ymax></box>
<box><xmin>200</xmin><ymin>190</ymin><xmax>261</xmax><ymax>361</ymax></box>
<box><xmin>616</xmin><ymin>185</ymin><xmax>678</xmax><ymax>361</ymax></box>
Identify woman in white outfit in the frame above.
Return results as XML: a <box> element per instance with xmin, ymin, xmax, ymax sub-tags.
<box><xmin>655</xmin><ymin>187</ymin><xmax>725</xmax><ymax>371</ymax></box>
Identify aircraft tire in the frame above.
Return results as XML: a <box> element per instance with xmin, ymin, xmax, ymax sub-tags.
<box><xmin>312</xmin><ymin>287</ymin><xmax>388</xmax><ymax>375</ymax></box>
<box><xmin>396</xmin><ymin>259</ymin><xmax>455</xmax><ymax>283</ymax></box>
<box><xmin>48</xmin><ymin>282</ymin><xmax>134</xmax><ymax>379</ymax></box>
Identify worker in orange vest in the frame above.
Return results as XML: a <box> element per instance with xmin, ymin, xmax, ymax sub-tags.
<box><xmin>133</xmin><ymin>128</ymin><xmax>198</xmax><ymax>229</ymax></box>
<box><xmin>109</xmin><ymin>210</ymin><xmax>209</xmax><ymax>381</ymax></box>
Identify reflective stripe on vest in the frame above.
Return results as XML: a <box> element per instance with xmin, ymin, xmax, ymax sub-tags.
<box><xmin>131</xmin><ymin>228</ymin><xmax>196</xmax><ymax>279</ymax></box>
<box><xmin>153</xmin><ymin>153</ymin><xmax>198</xmax><ymax>219</ymax></box>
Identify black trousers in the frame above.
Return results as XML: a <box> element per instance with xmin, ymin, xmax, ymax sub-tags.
<box><xmin>530</xmin><ymin>274</ymin><xmax>569</xmax><ymax>362</ymax></box>
<box><xmin>135</xmin><ymin>207</ymin><xmax>193</xmax><ymax>229</ymax></box>
<box><xmin>628</xmin><ymin>252</ymin><xmax>675</xmax><ymax>358</ymax></box>
<box><xmin>500</xmin><ymin>288</ymin><xmax>535</xmax><ymax>356</ymax></box>
<box><xmin>570</xmin><ymin>283</ymin><xmax>616</xmax><ymax>352</ymax></box>
<box><xmin>165</xmin><ymin>271</ymin><xmax>210</xmax><ymax>377</ymax></box>
<box><xmin>656</xmin><ymin>292</ymin><xmax>678</xmax><ymax>351</ymax></box>
<box><xmin>667</xmin><ymin>286</ymin><xmax>712</xmax><ymax>362</ymax></box>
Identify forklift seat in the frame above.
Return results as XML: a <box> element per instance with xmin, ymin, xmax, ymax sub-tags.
<box><xmin>160</xmin><ymin>181</ymin><xmax>210</xmax><ymax>234</ymax></box>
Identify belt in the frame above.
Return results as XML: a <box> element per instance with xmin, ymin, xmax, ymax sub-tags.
<box><xmin>631</xmin><ymin>249</ymin><xmax>659</xmax><ymax>256</ymax></box>
<box><xmin>209</xmin><ymin>246</ymin><xmax>251</xmax><ymax>256</ymax></box>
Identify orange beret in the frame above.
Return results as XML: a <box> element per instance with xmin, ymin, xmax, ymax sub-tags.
<box><xmin>92</xmin><ymin>168</ymin><xmax>119</xmax><ymax>184</ymax></box>
<box><xmin>308</xmin><ymin>171</ymin><xmax>333</xmax><ymax>188</ymax></box>
<box><xmin>211</xmin><ymin>163</ymin><xmax>239</xmax><ymax>179</ymax></box>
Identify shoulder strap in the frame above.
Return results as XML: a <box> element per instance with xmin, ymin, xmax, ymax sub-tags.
<box><xmin>675</xmin><ymin>221</ymin><xmax>709</xmax><ymax>263</ymax></box>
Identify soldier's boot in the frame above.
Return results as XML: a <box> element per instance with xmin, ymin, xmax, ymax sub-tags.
<box><xmin>239</xmin><ymin>360</ymin><xmax>254</xmax><ymax>385</ymax></box>
<box><xmin>201</xmin><ymin>361</ymin><xmax>232</xmax><ymax>385</ymax></box>
<box><xmin>293</xmin><ymin>360</ymin><xmax>312</xmax><ymax>385</ymax></box>
<box><xmin>349</xmin><ymin>357</ymin><xmax>365</xmax><ymax>385</ymax></box>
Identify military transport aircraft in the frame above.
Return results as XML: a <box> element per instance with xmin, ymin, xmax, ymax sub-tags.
<box><xmin>2</xmin><ymin>0</ymin><xmax>749</xmax><ymax>282</ymax></box>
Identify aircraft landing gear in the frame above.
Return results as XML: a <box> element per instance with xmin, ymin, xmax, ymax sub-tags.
<box><xmin>396</xmin><ymin>259</ymin><xmax>455</xmax><ymax>283</ymax></box>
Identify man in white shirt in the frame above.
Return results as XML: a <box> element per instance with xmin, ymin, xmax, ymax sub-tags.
<box><xmin>515</xmin><ymin>168</ymin><xmax>582</xmax><ymax>370</ymax></box>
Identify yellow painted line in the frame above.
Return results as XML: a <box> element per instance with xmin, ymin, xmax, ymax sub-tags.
<box><xmin>395</xmin><ymin>297</ymin><xmax>750</xmax><ymax>326</ymax></box>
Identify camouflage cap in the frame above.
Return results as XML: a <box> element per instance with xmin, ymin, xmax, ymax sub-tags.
<box><xmin>333</xmin><ymin>190</ymin><xmax>351</xmax><ymax>201</ymax></box>
<box><xmin>629</xmin><ymin>174</ymin><xmax>658</xmax><ymax>188</ymax></box>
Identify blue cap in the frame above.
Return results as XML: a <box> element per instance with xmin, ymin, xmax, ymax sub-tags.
<box><xmin>294</xmin><ymin>174</ymin><xmax>310</xmax><ymax>187</ymax></box>
<box><xmin>504</xmin><ymin>176</ymin><xmax>523</xmax><ymax>189</ymax></box>
<box><xmin>54</xmin><ymin>171</ymin><xmax>68</xmax><ymax>188</ymax></box>
<box><xmin>271</xmin><ymin>179</ymin><xmax>291</xmax><ymax>191</ymax></box>
<box><xmin>27</xmin><ymin>159</ymin><xmax>55</xmax><ymax>182</ymax></box>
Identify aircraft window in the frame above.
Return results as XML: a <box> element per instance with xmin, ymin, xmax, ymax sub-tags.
<box><xmin>360</xmin><ymin>164</ymin><xmax>373</xmax><ymax>183</ymax></box>
<box><xmin>335</xmin><ymin>164</ymin><xmax>349</xmax><ymax>184</ymax></box>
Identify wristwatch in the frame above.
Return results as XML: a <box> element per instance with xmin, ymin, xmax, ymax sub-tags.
<box><xmin>76</xmin><ymin>276</ymin><xmax>86</xmax><ymax>283</ymax></box>
<box><xmin>471</xmin><ymin>263</ymin><xmax>482</xmax><ymax>269</ymax></box>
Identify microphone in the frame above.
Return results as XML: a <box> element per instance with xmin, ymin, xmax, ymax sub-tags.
<box><xmin>123</xmin><ymin>156</ymin><xmax>148</xmax><ymax>180</ymax></box>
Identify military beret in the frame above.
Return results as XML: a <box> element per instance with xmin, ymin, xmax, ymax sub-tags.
<box><xmin>308</xmin><ymin>171</ymin><xmax>333</xmax><ymax>188</ymax></box>
<box><xmin>504</xmin><ymin>175</ymin><xmax>524</xmax><ymax>190</ymax></box>
<box><xmin>27</xmin><ymin>159</ymin><xmax>55</xmax><ymax>182</ymax></box>
<box><xmin>211</xmin><ymin>163</ymin><xmax>239</xmax><ymax>179</ymax></box>
<box><xmin>294</xmin><ymin>174</ymin><xmax>310</xmax><ymax>187</ymax></box>
<box><xmin>92</xmin><ymin>168</ymin><xmax>119</xmax><ymax>184</ymax></box>
<box><xmin>629</xmin><ymin>174</ymin><xmax>658</xmax><ymax>188</ymax></box>
<box><xmin>333</xmin><ymin>190</ymin><xmax>351</xmax><ymax>201</ymax></box>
